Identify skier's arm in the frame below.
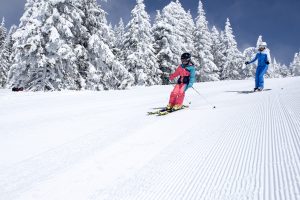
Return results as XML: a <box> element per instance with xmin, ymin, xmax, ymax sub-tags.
<box><xmin>185</xmin><ymin>66</ymin><xmax>196</xmax><ymax>91</ymax></box>
<box><xmin>169</xmin><ymin>66</ymin><xmax>181</xmax><ymax>80</ymax></box>
<box><xmin>248</xmin><ymin>53</ymin><xmax>258</xmax><ymax>64</ymax></box>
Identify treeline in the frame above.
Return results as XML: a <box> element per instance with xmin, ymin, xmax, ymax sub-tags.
<box><xmin>0</xmin><ymin>0</ymin><xmax>299</xmax><ymax>91</ymax></box>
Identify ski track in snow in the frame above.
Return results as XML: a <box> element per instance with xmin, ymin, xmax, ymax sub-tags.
<box><xmin>0</xmin><ymin>89</ymin><xmax>163</xmax><ymax>199</ymax></box>
<box><xmin>1</xmin><ymin>78</ymin><xmax>300</xmax><ymax>200</ymax></box>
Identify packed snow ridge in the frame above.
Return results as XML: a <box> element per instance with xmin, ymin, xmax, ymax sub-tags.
<box><xmin>1</xmin><ymin>77</ymin><xmax>300</xmax><ymax>200</ymax></box>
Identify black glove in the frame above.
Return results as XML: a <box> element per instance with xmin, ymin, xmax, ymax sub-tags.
<box><xmin>245</xmin><ymin>61</ymin><xmax>249</xmax><ymax>65</ymax></box>
<box><xmin>266</xmin><ymin>61</ymin><xmax>270</xmax><ymax>65</ymax></box>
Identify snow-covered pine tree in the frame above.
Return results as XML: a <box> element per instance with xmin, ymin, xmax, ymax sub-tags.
<box><xmin>279</xmin><ymin>64</ymin><xmax>291</xmax><ymax>77</ymax></box>
<box><xmin>122</xmin><ymin>0</ymin><xmax>161</xmax><ymax>86</ymax></box>
<box><xmin>220</xmin><ymin>18</ymin><xmax>244</xmax><ymax>80</ymax></box>
<box><xmin>113</xmin><ymin>18</ymin><xmax>125</xmax><ymax>56</ymax></box>
<box><xmin>0</xmin><ymin>52</ymin><xmax>8</xmax><ymax>87</ymax></box>
<box><xmin>0</xmin><ymin>25</ymin><xmax>18</xmax><ymax>88</ymax></box>
<box><xmin>0</xmin><ymin>18</ymin><xmax>6</xmax><ymax>49</ymax></box>
<box><xmin>256</xmin><ymin>35</ymin><xmax>263</xmax><ymax>47</ymax></box>
<box><xmin>210</xmin><ymin>26</ymin><xmax>226</xmax><ymax>79</ymax></box>
<box><xmin>0</xmin><ymin>18</ymin><xmax>8</xmax><ymax>87</ymax></box>
<box><xmin>106</xmin><ymin>23</ymin><xmax>115</xmax><ymax>49</ymax></box>
<box><xmin>0</xmin><ymin>56</ymin><xmax>9</xmax><ymax>88</ymax></box>
<box><xmin>290</xmin><ymin>52</ymin><xmax>300</xmax><ymax>76</ymax></box>
<box><xmin>153</xmin><ymin>0</ymin><xmax>195</xmax><ymax>84</ymax></box>
<box><xmin>8</xmin><ymin>0</ymin><xmax>133</xmax><ymax>91</ymax></box>
<box><xmin>5</xmin><ymin>25</ymin><xmax>17</xmax><ymax>58</ymax></box>
<box><xmin>193</xmin><ymin>0</ymin><xmax>219</xmax><ymax>82</ymax></box>
<box><xmin>266</xmin><ymin>59</ymin><xmax>276</xmax><ymax>78</ymax></box>
<box><xmin>83</xmin><ymin>0</ymin><xmax>134</xmax><ymax>90</ymax></box>
<box><xmin>272</xmin><ymin>57</ymin><xmax>282</xmax><ymax>78</ymax></box>
<box><xmin>184</xmin><ymin>10</ymin><xmax>196</xmax><ymax>54</ymax></box>
<box><xmin>8</xmin><ymin>0</ymin><xmax>89</xmax><ymax>90</ymax></box>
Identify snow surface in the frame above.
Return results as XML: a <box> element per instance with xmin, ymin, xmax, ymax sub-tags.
<box><xmin>1</xmin><ymin>77</ymin><xmax>300</xmax><ymax>200</ymax></box>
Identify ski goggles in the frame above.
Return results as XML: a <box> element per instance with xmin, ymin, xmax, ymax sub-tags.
<box><xmin>181</xmin><ymin>58</ymin><xmax>190</xmax><ymax>64</ymax></box>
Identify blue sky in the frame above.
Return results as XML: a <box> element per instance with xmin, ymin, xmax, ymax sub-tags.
<box><xmin>1</xmin><ymin>0</ymin><xmax>299</xmax><ymax>65</ymax></box>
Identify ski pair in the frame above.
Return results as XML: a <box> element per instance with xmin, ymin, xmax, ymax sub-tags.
<box><xmin>148</xmin><ymin>105</ymin><xmax>189</xmax><ymax>116</ymax></box>
<box><xmin>253</xmin><ymin>88</ymin><xmax>272</xmax><ymax>93</ymax></box>
<box><xmin>254</xmin><ymin>88</ymin><xmax>263</xmax><ymax>92</ymax></box>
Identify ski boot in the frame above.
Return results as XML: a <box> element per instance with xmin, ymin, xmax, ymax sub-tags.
<box><xmin>166</xmin><ymin>104</ymin><xmax>173</xmax><ymax>111</ymax></box>
<box><xmin>257</xmin><ymin>87</ymin><xmax>263</xmax><ymax>92</ymax></box>
<box><xmin>172</xmin><ymin>104</ymin><xmax>183</xmax><ymax>111</ymax></box>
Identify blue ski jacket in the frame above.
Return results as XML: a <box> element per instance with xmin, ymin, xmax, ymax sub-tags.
<box><xmin>249</xmin><ymin>49</ymin><xmax>271</xmax><ymax>67</ymax></box>
<box><xmin>183</xmin><ymin>64</ymin><xmax>196</xmax><ymax>91</ymax></box>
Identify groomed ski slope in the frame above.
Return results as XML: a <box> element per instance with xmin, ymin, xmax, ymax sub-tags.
<box><xmin>1</xmin><ymin>77</ymin><xmax>300</xmax><ymax>200</ymax></box>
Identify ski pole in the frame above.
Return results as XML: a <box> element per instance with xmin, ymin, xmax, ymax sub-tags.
<box><xmin>192</xmin><ymin>87</ymin><xmax>216</xmax><ymax>109</ymax></box>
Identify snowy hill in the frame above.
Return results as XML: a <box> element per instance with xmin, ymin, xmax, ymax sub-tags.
<box><xmin>1</xmin><ymin>77</ymin><xmax>300</xmax><ymax>200</ymax></box>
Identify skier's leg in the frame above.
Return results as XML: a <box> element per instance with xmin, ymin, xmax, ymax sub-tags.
<box><xmin>174</xmin><ymin>84</ymin><xmax>186</xmax><ymax>108</ymax></box>
<box><xmin>169</xmin><ymin>84</ymin><xmax>180</xmax><ymax>106</ymax></box>
<box><xmin>255</xmin><ymin>66</ymin><xmax>261</xmax><ymax>89</ymax></box>
<box><xmin>258</xmin><ymin>65</ymin><xmax>268</xmax><ymax>89</ymax></box>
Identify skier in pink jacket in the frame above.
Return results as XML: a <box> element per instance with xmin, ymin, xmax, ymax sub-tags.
<box><xmin>167</xmin><ymin>53</ymin><xmax>196</xmax><ymax>111</ymax></box>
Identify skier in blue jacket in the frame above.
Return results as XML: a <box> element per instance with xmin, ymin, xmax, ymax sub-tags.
<box><xmin>245</xmin><ymin>42</ymin><xmax>271</xmax><ymax>91</ymax></box>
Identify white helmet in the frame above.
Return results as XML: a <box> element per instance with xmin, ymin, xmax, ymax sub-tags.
<box><xmin>259</xmin><ymin>42</ymin><xmax>267</xmax><ymax>48</ymax></box>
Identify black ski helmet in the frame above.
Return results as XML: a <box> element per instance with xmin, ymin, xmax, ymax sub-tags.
<box><xmin>181</xmin><ymin>53</ymin><xmax>191</xmax><ymax>61</ymax></box>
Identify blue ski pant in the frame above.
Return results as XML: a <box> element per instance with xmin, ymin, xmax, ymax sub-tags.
<box><xmin>255</xmin><ymin>65</ymin><xmax>268</xmax><ymax>89</ymax></box>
